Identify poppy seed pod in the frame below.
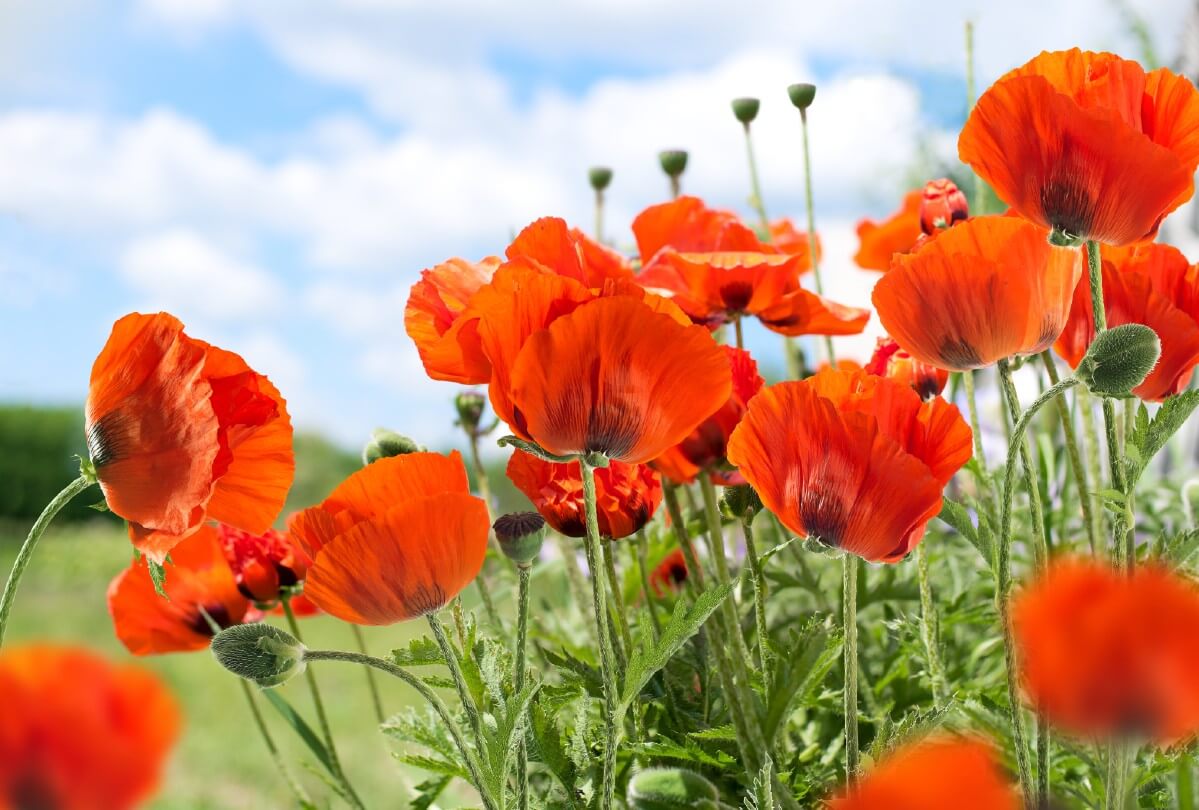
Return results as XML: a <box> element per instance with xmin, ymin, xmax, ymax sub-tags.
<box><xmin>362</xmin><ymin>428</ymin><xmax>424</xmax><ymax>464</ymax></box>
<box><xmin>210</xmin><ymin>623</ymin><xmax>306</xmax><ymax>688</ymax></box>
<box><xmin>588</xmin><ymin>166</ymin><xmax>613</xmax><ymax>192</ymax></box>
<box><xmin>787</xmin><ymin>82</ymin><xmax>816</xmax><ymax>110</ymax></box>
<box><xmin>454</xmin><ymin>391</ymin><xmax>487</xmax><ymax>432</ymax></box>
<box><xmin>658</xmin><ymin>150</ymin><xmax>689</xmax><ymax>179</ymax></box>
<box><xmin>1076</xmin><ymin>323</ymin><xmax>1162</xmax><ymax>398</ymax></box>
<box><xmin>627</xmin><ymin>767</ymin><xmax>721</xmax><ymax>809</ymax></box>
<box><xmin>493</xmin><ymin>511</ymin><xmax>546</xmax><ymax>566</ymax></box>
<box><xmin>731</xmin><ymin>97</ymin><xmax>760</xmax><ymax>124</ymax></box>
<box><xmin>720</xmin><ymin>485</ymin><xmax>761</xmax><ymax>520</ymax></box>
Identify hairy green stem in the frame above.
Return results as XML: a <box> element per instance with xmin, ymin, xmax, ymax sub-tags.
<box><xmin>842</xmin><ymin>553</ymin><xmax>860</xmax><ymax>783</ymax></box>
<box><xmin>239</xmin><ymin>678</ymin><xmax>313</xmax><ymax>806</ymax></box>
<box><xmin>467</xmin><ymin>430</ymin><xmax>504</xmax><ymax>631</ymax></box>
<box><xmin>662</xmin><ymin>485</ymin><xmax>707</xmax><ymax>591</ymax></box>
<box><xmin>698</xmin><ymin>477</ymin><xmax>755</xmax><ymax>670</ymax></box>
<box><xmin>427</xmin><ymin>612</ymin><xmax>485</xmax><ymax>743</ymax></box>
<box><xmin>1041</xmin><ymin>351</ymin><xmax>1099</xmax><ymax>554</ymax></box>
<box><xmin>962</xmin><ymin>370</ymin><xmax>988</xmax><ymax>469</ymax></box>
<box><xmin>797</xmin><ymin>107</ymin><xmax>835</xmax><ymax>365</ymax></box>
<box><xmin>515</xmin><ymin>563</ymin><xmax>532</xmax><ymax>810</ymax></box>
<box><xmin>602</xmin><ymin>539</ymin><xmax>633</xmax><ymax>665</ymax></box>
<box><xmin>741</xmin><ymin>516</ymin><xmax>771</xmax><ymax>686</ymax></box>
<box><xmin>634</xmin><ymin>530</ymin><xmax>663</xmax><ymax>640</ymax></box>
<box><xmin>916</xmin><ymin>543</ymin><xmax>947</xmax><ymax>708</ymax></box>
<box><xmin>1180</xmin><ymin>752</ymin><xmax>1195</xmax><ymax>810</ymax></box>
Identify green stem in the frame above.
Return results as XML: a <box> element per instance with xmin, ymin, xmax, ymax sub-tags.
<box><xmin>515</xmin><ymin>563</ymin><xmax>532</xmax><ymax>810</ymax></box>
<box><xmin>350</xmin><ymin>625</ymin><xmax>386</xmax><ymax>725</ymax></box>
<box><xmin>305</xmin><ymin>649</ymin><xmax>499</xmax><ymax>810</ymax></box>
<box><xmin>662</xmin><ymin>485</ymin><xmax>707</xmax><ymax>591</ymax></box>
<box><xmin>962</xmin><ymin>369</ymin><xmax>987</xmax><ymax>468</ymax></box>
<box><xmin>452</xmin><ymin>596</ymin><xmax>468</xmax><ymax>647</ymax></box>
<box><xmin>670</xmin><ymin>176</ymin><xmax>680</xmax><ymax>199</ymax></box>
<box><xmin>997</xmin><ymin>360</ymin><xmax>1051</xmax><ymax>569</ymax></box>
<box><xmin>467</xmin><ymin>430</ymin><xmax>504</xmax><ymax>631</ymax></box>
<box><xmin>580</xmin><ymin>459</ymin><xmax>620</xmax><ymax>810</ymax></box>
<box><xmin>741</xmin><ymin>516</ymin><xmax>771</xmax><ymax>686</ymax></box>
<box><xmin>965</xmin><ymin>20</ymin><xmax>984</xmax><ymax>216</ymax></box>
<box><xmin>797</xmin><ymin>107</ymin><xmax>835</xmax><ymax>366</ymax></box>
<box><xmin>1041</xmin><ymin>351</ymin><xmax>1099</xmax><ymax>554</ymax></box>
<box><xmin>1180</xmin><ymin>752</ymin><xmax>1194</xmax><ymax>810</ymax></box>
<box><xmin>239</xmin><ymin>678</ymin><xmax>313</xmax><ymax>806</ymax></box>
<box><xmin>842</xmin><ymin>553</ymin><xmax>860</xmax><ymax>783</ymax></box>
<box><xmin>602</xmin><ymin>539</ymin><xmax>633</xmax><ymax>669</ymax></box>
<box><xmin>698</xmin><ymin>476</ymin><xmax>755</xmax><ymax>669</ymax></box>
<box><xmin>742</xmin><ymin>122</ymin><xmax>769</xmax><ymax>232</ymax></box>
<box><xmin>734</xmin><ymin>316</ymin><xmax>744</xmax><ymax>350</ymax></box>
<box><xmin>916</xmin><ymin>543</ymin><xmax>947</xmax><ymax>708</ymax></box>
<box><xmin>427</xmin><ymin>612</ymin><xmax>485</xmax><ymax>743</ymax></box>
<box><xmin>283</xmin><ymin>599</ymin><xmax>362</xmax><ymax>810</ymax></box>
<box><xmin>1080</xmin><ymin>387</ymin><xmax>1107</xmax><ymax>542</ymax></box>
<box><xmin>0</xmin><ymin>474</ymin><xmax>92</xmax><ymax>647</ymax></box>
<box><xmin>634</xmin><ymin>530</ymin><xmax>663</xmax><ymax>640</ymax></box>
<box><xmin>1106</xmin><ymin>742</ymin><xmax>1132</xmax><ymax>810</ymax></box>
<box><xmin>555</xmin><ymin>534</ymin><xmax>597</xmax><ymax>645</ymax></box>
<box><xmin>594</xmin><ymin>189</ymin><xmax>605</xmax><ymax>244</ymax></box>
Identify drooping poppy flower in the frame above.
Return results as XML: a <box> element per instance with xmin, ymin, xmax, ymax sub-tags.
<box><xmin>505</xmin><ymin>216</ymin><xmax>634</xmax><ymax>288</ymax></box>
<box><xmin>1055</xmin><ymin>242</ymin><xmax>1199</xmax><ymax>401</ymax></box>
<box><xmin>652</xmin><ymin>346</ymin><xmax>764</xmax><ymax>485</ymax></box>
<box><xmin>768</xmin><ymin>219</ymin><xmax>821</xmax><ymax>270</ymax></box>
<box><xmin>1014</xmin><ymin>559</ymin><xmax>1199</xmax><ymax>744</ymax></box>
<box><xmin>0</xmin><ymin>645</ymin><xmax>181</xmax><ymax>810</ymax></box>
<box><xmin>827</xmin><ymin>736</ymin><xmax>1019</xmax><ymax>810</ymax></box>
<box><xmin>727</xmin><ymin>368</ymin><xmax>972</xmax><ymax>563</ymax></box>
<box><xmin>919</xmin><ymin>178</ymin><xmax>969</xmax><ymax>235</ymax></box>
<box><xmin>288</xmin><ymin>451</ymin><xmax>489</xmax><ymax>625</ymax></box>
<box><xmin>632</xmin><ymin>196</ymin><xmax>763</xmax><ymax>262</ymax></box>
<box><xmin>108</xmin><ymin>525</ymin><xmax>251</xmax><ymax>655</ymax></box>
<box><xmin>854</xmin><ymin>190</ymin><xmax>921</xmax><ymax>271</ymax></box>
<box><xmin>649</xmin><ymin>549</ymin><xmax>689</xmax><ymax>597</ymax></box>
<box><xmin>86</xmin><ymin>312</ymin><xmax>294</xmax><ymax>563</ymax></box>
<box><xmin>404</xmin><ymin>256</ymin><xmax>501</xmax><ymax>383</ymax></box>
<box><xmin>864</xmin><ymin>337</ymin><xmax>950</xmax><ymax>401</ymax></box>
<box><xmin>874</xmin><ymin>216</ymin><xmax>1082</xmax><ymax>371</ymax></box>
<box><xmin>506</xmin><ymin>449</ymin><xmax>662</xmax><ymax>539</ymax></box>
<box><xmin>217</xmin><ymin>522</ymin><xmax>313</xmax><ymax>604</ymax></box>
<box><xmin>960</xmin><ymin>49</ymin><xmax>1199</xmax><ymax>245</ymax></box>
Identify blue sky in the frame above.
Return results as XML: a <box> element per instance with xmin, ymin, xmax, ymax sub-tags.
<box><xmin>1</xmin><ymin>0</ymin><xmax>1192</xmax><ymax>450</ymax></box>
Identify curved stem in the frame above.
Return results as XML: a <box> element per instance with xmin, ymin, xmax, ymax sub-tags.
<box><xmin>1041</xmin><ymin>351</ymin><xmax>1099</xmax><ymax>555</ymax></box>
<box><xmin>842</xmin><ymin>553</ymin><xmax>860</xmax><ymax>783</ymax></box>
<box><xmin>798</xmin><ymin>107</ymin><xmax>835</xmax><ymax>365</ymax></box>
<box><xmin>238</xmin><ymin>678</ymin><xmax>313</xmax><ymax>806</ymax></box>
<box><xmin>515</xmin><ymin>564</ymin><xmax>532</xmax><ymax>810</ymax></box>
<box><xmin>350</xmin><ymin>625</ymin><xmax>386</xmax><ymax>725</ymax></box>
<box><xmin>0</xmin><ymin>475</ymin><xmax>92</xmax><ymax>647</ymax></box>
<box><xmin>467</xmin><ymin>429</ymin><xmax>504</xmax><ymax>631</ymax></box>
<box><xmin>997</xmin><ymin>360</ymin><xmax>1052</xmax><ymax>568</ymax></box>
<box><xmin>962</xmin><ymin>370</ymin><xmax>987</xmax><ymax>468</ymax></box>
<box><xmin>601</xmin><ymin>539</ymin><xmax>632</xmax><ymax>671</ymax></box>
<box><xmin>741</xmin><ymin>516</ymin><xmax>771</xmax><ymax>686</ymax></box>
<box><xmin>427</xmin><ymin>612</ymin><xmax>485</xmax><ymax>743</ymax></box>
<box><xmin>305</xmin><ymin>649</ymin><xmax>498</xmax><ymax>810</ymax></box>
<box><xmin>283</xmin><ymin>599</ymin><xmax>362</xmax><ymax>809</ymax></box>
<box><xmin>916</xmin><ymin>543</ymin><xmax>947</xmax><ymax>708</ymax></box>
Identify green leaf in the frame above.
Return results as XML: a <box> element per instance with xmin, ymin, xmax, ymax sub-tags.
<box><xmin>938</xmin><ymin>499</ymin><xmax>990</xmax><ymax>568</ymax></box>
<box><xmin>147</xmin><ymin>558</ymin><xmax>168</xmax><ymax>598</ymax></box>
<box><xmin>261</xmin><ymin>689</ymin><xmax>339</xmax><ymax>779</ymax></box>
<box><xmin>1129</xmin><ymin>391</ymin><xmax>1199</xmax><ymax>483</ymax></box>
<box><xmin>87</xmin><ymin>499</ymin><xmax>109</xmax><ymax>512</ymax></box>
<box><xmin>744</xmin><ymin>755</ymin><xmax>777</xmax><ymax>810</ymax></box>
<box><xmin>1158</xmin><ymin>529</ymin><xmax>1199</xmax><ymax>568</ymax></box>
<box><xmin>762</xmin><ymin>618</ymin><xmax>843</xmax><ymax>742</ymax></box>
<box><xmin>390</xmin><ymin>637</ymin><xmax>444</xmax><ymax>667</ymax></box>
<box><xmin>410</xmin><ymin>776</ymin><xmax>452</xmax><ymax>810</ymax></box>
<box><xmin>528</xmin><ymin>695</ymin><xmax>582</xmax><ymax>806</ymax></box>
<box><xmin>687</xmin><ymin>725</ymin><xmax>738</xmax><ymax>742</ymax></box>
<box><xmin>381</xmin><ymin>707</ymin><xmax>458</xmax><ymax>762</ymax></box>
<box><xmin>479</xmin><ymin>678</ymin><xmax>541</xmax><ymax>797</ymax></box>
<box><xmin>619</xmin><ymin>582</ymin><xmax>734</xmax><ymax>708</ymax></box>
<box><xmin>392</xmin><ymin>753</ymin><xmax>469</xmax><ymax>780</ymax></box>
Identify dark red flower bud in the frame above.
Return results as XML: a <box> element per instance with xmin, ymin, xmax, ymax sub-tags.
<box><xmin>919</xmin><ymin>178</ymin><xmax>969</xmax><ymax>235</ymax></box>
<box><xmin>217</xmin><ymin>523</ymin><xmax>311</xmax><ymax>603</ymax></box>
<box><xmin>649</xmin><ymin>549</ymin><xmax>690</xmax><ymax>597</ymax></box>
<box><xmin>864</xmin><ymin>337</ymin><xmax>949</xmax><ymax>401</ymax></box>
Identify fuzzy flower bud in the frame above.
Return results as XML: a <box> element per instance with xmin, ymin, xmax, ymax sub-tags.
<box><xmin>1076</xmin><ymin>323</ymin><xmax>1161</xmax><ymax>398</ymax></box>
<box><xmin>493</xmin><ymin>511</ymin><xmax>546</xmax><ymax>566</ymax></box>
<box><xmin>362</xmin><ymin>428</ymin><xmax>424</xmax><ymax>464</ymax></box>
<box><xmin>919</xmin><ymin>178</ymin><xmax>969</xmax><ymax>234</ymax></box>
<box><xmin>211</xmin><ymin>623</ymin><xmax>306</xmax><ymax>688</ymax></box>
<box><xmin>627</xmin><ymin>767</ymin><xmax>721</xmax><ymax>809</ymax></box>
<box><xmin>731</xmin><ymin>97</ymin><xmax>760</xmax><ymax>125</ymax></box>
<box><xmin>720</xmin><ymin>485</ymin><xmax>762</xmax><ymax>520</ymax></box>
<box><xmin>455</xmin><ymin>391</ymin><xmax>487</xmax><ymax>432</ymax></box>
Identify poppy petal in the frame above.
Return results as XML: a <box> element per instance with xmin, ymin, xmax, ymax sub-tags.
<box><xmin>853</xmin><ymin>190</ymin><xmax>922</xmax><ymax>271</ymax></box>
<box><xmin>404</xmin><ymin>256</ymin><xmax>500</xmax><ymax>383</ymax></box>
<box><xmin>756</xmin><ymin>287</ymin><xmax>871</xmax><ymax>337</ymax></box>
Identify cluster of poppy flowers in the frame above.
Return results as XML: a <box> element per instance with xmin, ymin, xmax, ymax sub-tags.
<box><xmin>8</xmin><ymin>45</ymin><xmax>1199</xmax><ymax>808</ymax></box>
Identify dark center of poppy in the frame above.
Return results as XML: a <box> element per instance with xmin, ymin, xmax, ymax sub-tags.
<box><xmin>189</xmin><ymin>603</ymin><xmax>233</xmax><ymax>636</ymax></box>
<box><xmin>86</xmin><ymin>409</ymin><xmax>134</xmax><ymax>468</ymax></box>
<box><xmin>800</xmin><ymin>490</ymin><xmax>847</xmax><ymax>549</ymax></box>
<box><xmin>719</xmin><ymin>281</ymin><xmax>754</xmax><ymax>313</ymax></box>
<box><xmin>1039</xmin><ymin>135</ymin><xmax>1096</xmax><ymax>239</ymax></box>
<box><xmin>937</xmin><ymin>337</ymin><xmax>982</xmax><ymax>370</ymax></box>
<box><xmin>584</xmin><ymin>356</ymin><xmax>641</xmax><ymax>459</ymax></box>
<box><xmin>406</xmin><ymin>582</ymin><xmax>448</xmax><ymax>617</ymax></box>
<box><xmin>668</xmin><ymin>561</ymin><xmax>688</xmax><ymax>584</ymax></box>
<box><xmin>10</xmin><ymin>772</ymin><xmax>59</xmax><ymax>810</ymax></box>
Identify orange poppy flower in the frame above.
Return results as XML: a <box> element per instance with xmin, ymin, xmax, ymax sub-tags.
<box><xmin>289</xmin><ymin>451</ymin><xmax>489</xmax><ymax>625</ymax></box>
<box><xmin>108</xmin><ymin>525</ymin><xmax>251</xmax><ymax>655</ymax></box>
<box><xmin>86</xmin><ymin>312</ymin><xmax>294</xmax><ymax>563</ymax></box>
<box><xmin>505</xmin><ymin>216</ymin><xmax>634</xmax><ymax>287</ymax></box>
<box><xmin>652</xmin><ymin>346</ymin><xmax>763</xmax><ymax>485</ymax></box>
<box><xmin>632</xmin><ymin>196</ymin><xmax>763</xmax><ymax>263</ymax></box>
<box><xmin>919</xmin><ymin>178</ymin><xmax>969</xmax><ymax>235</ymax></box>
<box><xmin>727</xmin><ymin>368</ymin><xmax>971</xmax><ymax>563</ymax></box>
<box><xmin>854</xmin><ymin>190</ymin><xmax>921</xmax><ymax>271</ymax></box>
<box><xmin>874</xmin><ymin>216</ymin><xmax>1082</xmax><ymax>371</ymax></box>
<box><xmin>404</xmin><ymin>256</ymin><xmax>501</xmax><ymax>384</ymax></box>
<box><xmin>827</xmin><ymin>736</ymin><xmax>1019</xmax><ymax>810</ymax></box>
<box><xmin>1055</xmin><ymin>242</ymin><xmax>1199</xmax><ymax>401</ymax></box>
<box><xmin>0</xmin><ymin>645</ymin><xmax>180</xmax><ymax>810</ymax></box>
<box><xmin>1014</xmin><ymin>559</ymin><xmax>1199</xmax><ymax>744</ymax></box>
<box><xmin>864</xmin><ymin>337</ymin><xmax>950</xmax><ymax>401</ymax></box>
<box><xmin>768</xmin><ymin>218</ymin><xmax>821</xmax><ymax>270</ymax></box>
<box><xmin>506</xmin><ymin>449</ymin><xmax>662</xmax><ymax>539</ymax></box>
<box><xmin>648</xmin><ymin>548</ymin><xmax>689</xmax><ymax>597</ymax></box>
<box><xmin>217</xmin><ymin>522</ymin><xmax>313</xmax><ymax>604</ymax></box>
<box><xmin>959</xmin><ymin>49</ymin><xmax>1199</xmax><ymax>245</ymax></box>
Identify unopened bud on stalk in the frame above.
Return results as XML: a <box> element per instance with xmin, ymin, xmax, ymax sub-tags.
<box><xmin>627</xmin><ymin>767</ymin><xmax>721</xmax><ymax>809</ymax></box>
<box><xmin>454</xmin><ymin>390</ymin><xmax>487</xmax><ymax>433</ymax></box>
<box><xmin>919</xmin><ymin>178</ymin><xmax>969</xmax><ymax>234</ymax></box>
<box><xmin>211</xmin><ymin>623</ymin><xmax>306</xmax><ymax>688</ymax></box>
<box><xmin>720</xmin><ymin>484</ymin><xmax>761</xmax><ymax>520</ymax></box>
<box><xmin>493</xmin><ymin>511</ymin><xmax>546</xmax><ymax>566</ymax></box>
<box><xmin>363</xmin><ymin>428</ymin><xmax>423</xmax><ymax>464</ymax></box>
<box><xmin>787</xmin><ymin>82</ymin><xmax>816</xmax><ymax>111</ymax></box>
<box><xmin>658</xmin><ymin>150</ymin><xmax>689</xmax><ymax>180</ymax></box>
<box><xmin>731</xmin><ymin>97</ymin><xmax>760</xmax><ymax>125</ymax></box>
<box><xmin>588</xmin><ymin>166</ymin><xmax>613</xmax><ymax>192</ymax></box>
<box><xmin>1076</xmin><ymin>323</ymin><xmax>1161</xmax><ymax>397</ymax></box>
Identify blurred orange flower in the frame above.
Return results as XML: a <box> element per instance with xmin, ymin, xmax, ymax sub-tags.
<box><xmin>1014</xmin><ymin>559</ymin><xmax>1199</xmax><ymax>745</ymax></box>
<box><xmin>864</xmin><ymin>337</ymin><xmax>949</xmax><ymax>401</ymax></box>
<box><xmin>86</xmin><ymin>312</ymin><xmax>294</xmax><ymax>563</ymax></box>
<box><xmin>1055</xmin><ymin>242</ymin><xmax>1199</xmax><ymax>401</ymax></box>
<box><xmin>854</xmin><ymin>190</ymin><xmax>921</xmax><ymax>271</ymax></box>
<box><xmin>960</xmin><ymin>49</ymin><xmax>1199</xmax><ymax>245</ymax></box>
<box><xmin>217</xmin><ymin>523</ymin><xmax>313</xmax><ymax>604</ymax></box>
<box><xmin>108</xmin><ymin>525</ymin><xmax>250</xmax><ymax>655</ymax></box>
<box><xmin>874</xmin><ymin>216</ymin><xmax>1082</xmax><ymax>370</ymax></box>
<box><xmin>289</xmin><ymin>452</ymin><xmax>489</xmax><ymax>625</ymax></box>
<box><xmin>767</xmin><ymin>219</ymin><xmax>821</xmax><ymax>269</ymax></box>
<box><xmin>404</xmin><ymin>256</ymin><xmax>501</xmax><ymax>384</ymax></box>
<box><xmin>919</xmin><ymin>178</ymin><xmax>969</xmax><ymax>235</ymax></box>
<box><xmin>827</xmin><ymin>736</ymin><xmax>1019</xmax><ymax>810</ymax></box>
<box><xmin>506</xmin><ymin>450</ymin><xmax>662</xmax><ymax>539</ymax></box>
<box><xmin>0</xmin><ymin>645</ymin><xmax>181</xmax><ymax>810</ymax></box>
<box><xmin>727</xmin><ymin>368</ymin><xmax>971</xmax><ymax>562</ymax></box>
<box><xmin>632</xmin><ymin>195</ymin><xmax>763</xmax><ymax>261</ymax></box>
<box><xmin>648</xmin><ymin>548</ymin><xmax>689</xmax><ymax>597</ymax></box>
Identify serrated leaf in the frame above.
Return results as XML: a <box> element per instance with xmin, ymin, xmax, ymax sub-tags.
<box><xmin>1130</xmin><ymin>391</ymin><xmax>1199</xmax><ymax>483</ymax></box>
<box><xmin>528</xmin><ymin>696</ymin><xmax>581</xmax><ymax>805</ymax></box>
<box><xmin>479</xmin><ymin>679</ymin><xmax>541</xmax><ymax>798</ymax></box>
<box><xmin>1159</xmin><ymin>529</ymin><xmax>1199</xmax><ymax>568</ymax></box>
<box><xmin>410</xmin><ymin>776</ymin><xmax>452</xmax><ymax>810</ymax></box>
<box><xmin>147</xmin><ymin>557</ymin><xmax>169</xmax><ymax>598</ymax></box>
<box><xmin>762</xmin><ymin>619</ymin><xmax>843</xmax><ymax>742</ymax></box>
<box><xmin>390</xmin><ymin>636</ymin><xmax>443</xmax><ymax>667</ymax></box>
<box><xmin>393</xmin><ymin>753</ymin><xmax>470</xmax><ymax>780</ymax></box>
<box><xmin>938</xmin><ymin>499</ymin><xmax>990</xmax><ymax>568</ymax></box>
<box><xmin>688</xmin><ymin>724</ymin><xmax>738</xmax><ymax>742</ymax></box>
<box><xmin>745</xmin><ymin>755</ymin><xmax>777</xmax><ymax>810</ymax></box>
<box><xmin>87</xmin><ymin>499</ymin><xmax>109</xmax><ymax>512</ymax></box>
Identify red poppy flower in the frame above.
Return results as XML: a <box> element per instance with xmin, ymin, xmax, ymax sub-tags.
<box><xmin>0</xmin><ymin>645</ymin><xmax>181</xmax><ymax>810</ymax></box>
<box><xmin>506</xmin><ymin>449</ymin><xmax>662</xmax><ymax>539</ymax></box>
<box><xmin>854</xmin><ymin>190</ymin><xmax>921</xmax><ymax>271</ymax></box>
<box><xmin>108</xmin><ymin>525</ymin><xmax>251</xmax><ymax>655</ymax></box>
<box><xmin>1014</xmin><ymin>559</ymin><xmax>1199</xmax><ymax>744</ymax></box>
<box><xmin>1055</xmin><ymin>242</ymin><xmax>1199</xmax><ymax>401</ymax></box>
<box><xmin>827</xmin><ymin>736</ymin><xmax>1019</xmax><ymax>810</ymax></box>
<box><xmin>652</xmin><ymin>346</ymin><xmax>763</xmax><ymax>485</ymax></box>
<box><xmin>727</xmin><ymin>368</ymin><xmax>971</xmax><ymax>562</ymax></box>
<box><xmin>768</xmin><ymin>219</ymin><xmax>821</xmax><ymax>270</ymax></box>
<box><xmin>864</xmin><ymin>337</ymin><xmax>950</xmax><ymax>401</ymax></box>
<box><xmin>288</xmin><ymin>451</ymin><xmax>489</xmax><ymax>625</ymax></box>
<box><xmin>874</xmin><ymin>216</ymin><xmax>1083</xmax><ymax>371</ymax></box>
<box><xmin>632</xmin><ymin>196</ymin><xmax>763</xmax><ymax>263</ymax></box>
<box><xmin>648</xmin><ymin>549</ymin><xmax>689</xmax><ymax>597</ymax></box>
<box><xmin>86</xmin><ymin>312</ymin><xmax>294</xmax><ymax>563</ymax></box>
<box><xmin>217</xmin><ymin>522</ymin><xmax>313</xmax><ymax>604</ymax></box>
<box><xmin>505</xmin><ymin>216</ymin><xmax>634</xmax><ymax>288</ymax></box>
<box><xmin>405</xmin><ymin>256</ymin><xmax>501</xmax><ymax>384</ymax></box>
<box><xmin>960</xmin><ymin>49</ymin><xmax>1199</xmax><ymax>245</ymax></box>
<box><xmin>919</xmin><ymin>178</ymin><xmax>969</xmax><ymax>235</ymax></box>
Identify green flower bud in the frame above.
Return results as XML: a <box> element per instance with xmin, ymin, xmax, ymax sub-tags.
<box><xmin>658</xmin><ymin>150</ymin><xmax>689</xmax><ymax>179</ymax></box>
<box><xmin>588</xmin><ymin>166</ymin><xmax>613</xmax><ymax>192</ymax></box>
<box><xmin>720</xmin><ymin>484</ymin><xmax>762</xmax><ymax>520</ymax></box>
<box><xmin>455</xmin><ymin>391</ymin><xmax>487</xmax><ymax>432</ymax></box>
<box><xmin>1076</xmin><ymin>323</ymin><xmax>1161</xmax><ymax>398</ymax></box>
<box><xmin>731</xmin><ymin>97</ymin><xmax>760</xmax><ymax>125</ymax></box>
<box><xmin>493</xmin><ymin>512</ymin><xmax>546</xmax><ymax>566</ymax></box>
<box><xmin>627</xmin><ymin>767</ymin><xmax>720</xmax><ymax>809</ymax></box>
<box><xmin>211</xmin><ymin>623</ymin><xmax>306</xmax><ymax>688</ymax></box>
<box><xmin>787</xmin><ymin>83</ymin><xmax>816</xmax><ymax>110</ymax></box>
<box><xmin>363</xmin><ymin>428</ymin><xmax>424</xmax><ymax>464</ymax></box>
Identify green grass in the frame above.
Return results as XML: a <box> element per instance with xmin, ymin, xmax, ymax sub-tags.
<box><xmin>0</xmin><ymin>521</ymin><xmax>504</xmax><ymax>809</ymax></box>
